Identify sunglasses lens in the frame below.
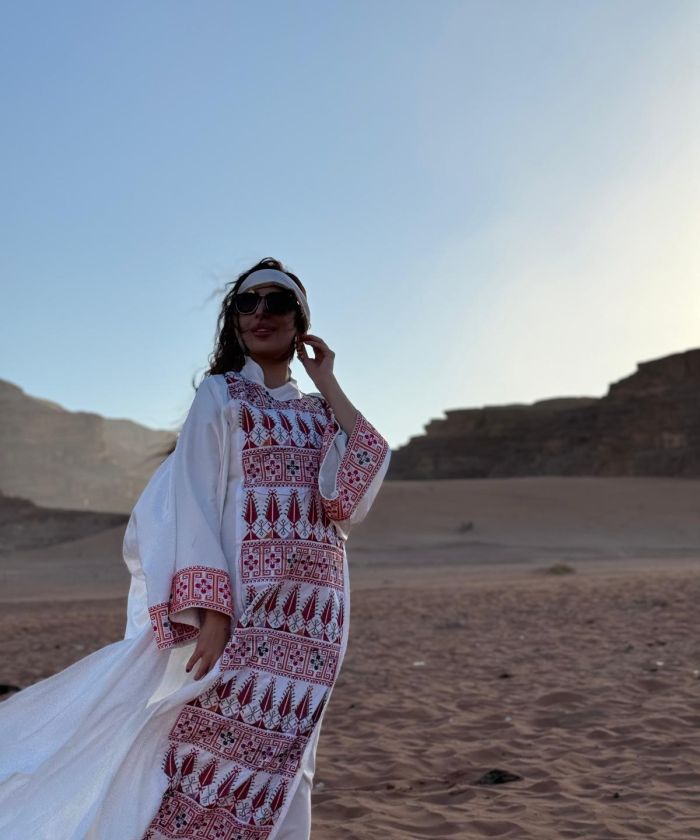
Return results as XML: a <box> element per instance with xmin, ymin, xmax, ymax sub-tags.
<box><xmin>234</xmin><ymin>292</ymin><xmax>259</xmax><ymax>313</ymax></box>
<box><xmin>266</xmin><ymin>290</ymin><xmax>297</xmax><ymax>314</ymax></box>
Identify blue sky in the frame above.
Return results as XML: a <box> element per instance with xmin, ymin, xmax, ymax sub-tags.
<box><xmin>2</xmin><ymin>0</ymin><xmax>698</xmax><ymax>449</ymax></box>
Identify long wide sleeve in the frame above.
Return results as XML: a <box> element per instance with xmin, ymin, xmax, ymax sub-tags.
<box><xmin>317</xmin><ymin>407</ymin><xmax>391</xmax><ymax>540</ymax></box>
<box><xmin>123</xmin><ymin>375</ymin><xmax>234</xmax><ymax>650</ymax></box>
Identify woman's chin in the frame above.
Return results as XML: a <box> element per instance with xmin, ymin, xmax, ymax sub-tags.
<box><xmin>248</xmin><ymin>342</ymin><xmax>292</xmax><ymax>360</ymax></box>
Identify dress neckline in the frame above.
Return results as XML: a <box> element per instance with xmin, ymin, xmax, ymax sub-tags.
<box><xmin>237</xmin><ymin>355</ymin><xmax>302</xmax><ymax>401</ymax></box>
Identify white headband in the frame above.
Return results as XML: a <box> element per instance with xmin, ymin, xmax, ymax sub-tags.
<box><xmin>237</xmin><ymin>268</ymin><xmax>311</xmax><ymax>326</ymax></box>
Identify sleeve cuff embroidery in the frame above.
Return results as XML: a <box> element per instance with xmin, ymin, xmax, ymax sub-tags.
<box><xmin>148</xmin><ymin>565</ymin><xmax>233</xmax><ymax>650</ymax></box>
<box><xmin>320</xmin><ymin>412</ymin><xmax>390</xmax><ymax>523</ymax></box>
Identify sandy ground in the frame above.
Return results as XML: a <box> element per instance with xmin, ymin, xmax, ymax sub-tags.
<box><xmin>2</xmin><ymin>477</ymin><xmax>700</xmax><ymax>838</ymax></box>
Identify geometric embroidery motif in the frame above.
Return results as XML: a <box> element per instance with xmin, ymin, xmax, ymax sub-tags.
<box><xmin>149</xmin><ymin>566</ymin><xmax>234</xmax><ymax>651</ymax></box>
<box><xmin>239</xmin><ymin>541</ymin><xmax>344</xmax><ymax>590</ymax></box>
<box><xmin>320</xmin><ymin>412</ymin><xmax>390</xmax><ymax>523</ymax></box>
<box><xmin>141</xmin><ymin>370</ymin><xmax>387</xmax><ymax>840</ymax></box>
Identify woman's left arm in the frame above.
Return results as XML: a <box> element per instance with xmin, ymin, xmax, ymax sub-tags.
<box><xmin>297</xmin><ymin>334</ymin><xmax>392</xmax><ymax>534</ymax></box>
<box><xmin>311</xmin><ymin>372</ymin><xmax>359</xmax><ymax>437</ymax></box>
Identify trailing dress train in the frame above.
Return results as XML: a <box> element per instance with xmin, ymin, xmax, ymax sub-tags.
<box><xmin>0</xmin><ymin>357</ymin><xmax>391</xmax><ymax>839</ymax></box>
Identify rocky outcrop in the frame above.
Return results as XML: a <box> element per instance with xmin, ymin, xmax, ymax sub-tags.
<box><xmin>388</xmin><ymin>348</ymin><xmax>700</xmax><ymax>479</ymax></box>
<box><xmin>0</xmin><ymin>379</ymin><xmax>176</xmax><ymax>513</ymax></box>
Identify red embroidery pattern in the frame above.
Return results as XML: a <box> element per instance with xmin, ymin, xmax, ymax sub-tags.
<box><xmin>239</xmin><ymin>542</ymin><xmax>344</xmax><ymax>591</ymax></box>
<box><xmin>223</xmin><ymin>371</ymin><xmax>326</xmax><ymax>414</ymax></box>
<box><xmin>149</xmin><ymin>566</ymin><xmax>234</xmax><ymax>650</ymax></box>
<box><xmin>148</xmin><ymin>604</ymin><xmax>199</xmax><ymax>651</ymax></box>
<box><xmin>320</xmin><ymin>413</ymin><xmax>390</xmax><ymax>523</ymax></box>
<box><xmin>242</xmin><ymin>450</ymin><xmax>319</xmax><ymax>487</ymax></box>
<box><xmin>142</xmin><ymin>372</ymin><xmax>386</xmax><ymax>840</ymax></box>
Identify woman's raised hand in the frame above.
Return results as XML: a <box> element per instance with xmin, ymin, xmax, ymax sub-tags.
<box><xmin>296</xmin><ymin>333</ymin><xmax>335</xmax><ymax>387</ymax></box>
<box><xmin>185</xmin><ymin>609</ymin><xmax>231</xmax><ymax>680</ymax></box>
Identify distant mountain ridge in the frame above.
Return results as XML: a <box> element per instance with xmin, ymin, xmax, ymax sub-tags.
<box><xmin>388</xmin><ymin>347</ymin><xmax>700</xmax><ymax>479</ymax></box>
<box><xmin>0</xmin><ymin>378</ymin><xmax>175</xmax><ymax>513</ymax></box>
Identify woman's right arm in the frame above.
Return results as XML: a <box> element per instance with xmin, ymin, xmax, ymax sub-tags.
<box><xmin>134</xmin><ymin>374</ymin><xmax>234</xmax><ymax>668</ymax></box>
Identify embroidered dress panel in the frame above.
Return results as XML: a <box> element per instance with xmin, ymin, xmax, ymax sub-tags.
<box><xmin>141</xmin><ymin>366</ymin><xmax>391</xmax><ymax>840</ymax></box>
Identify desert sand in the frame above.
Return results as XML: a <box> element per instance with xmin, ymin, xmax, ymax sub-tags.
<box><xmin>2</xmin><ymin>476</ymin><xmax>700</xmax><ymax>839</ymax></box>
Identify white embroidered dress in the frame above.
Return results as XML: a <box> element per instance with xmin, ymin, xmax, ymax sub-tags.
<box><xmin>0</xmin><ymin>357</ymin><xmax>391</xmax><ymax>840</ymax></box>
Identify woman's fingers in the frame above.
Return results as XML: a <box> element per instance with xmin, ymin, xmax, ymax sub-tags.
<box><xmin>186</xmin><ymin>647</ymin><xmax>204</xmax><ymax>675</ymax></box>
<box><xmin>186</xmin><ymin>619</ymin><xmax>229</xmax><ymax>679</ymax></box>
<box><xmin>299</xmin><ymin>335</ymin><xmax>334</xmax><ymax>360</ymax></box>
<box><xmin>194</xmin><ymin>658</ymin><xmax>212</xmax><ymax>680</ymax></box>
<box><xmin>301</xmin><ymin>334</ymin><xmax>328</xmax><ymax>347</ymax></box>
<box><xmin>187</xmin><ymin>649</ymin><xmax>213</xmax><ymax>680</ymax></box>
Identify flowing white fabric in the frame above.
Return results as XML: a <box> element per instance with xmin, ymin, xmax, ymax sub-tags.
<box><xmin>0</xmin><ymin>358</ymin><xmax>390</xmax><ymax>840</ymax></box>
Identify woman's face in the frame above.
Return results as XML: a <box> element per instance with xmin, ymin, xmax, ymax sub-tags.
<box><xmin>235</xmin><ymin>283</ymin><xmax>300</xmax><ymax>361</ymax></box>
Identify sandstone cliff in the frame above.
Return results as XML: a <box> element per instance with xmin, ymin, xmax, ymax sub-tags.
<box><xmin>388</xmin><ymin>348</ymin><xmax>700</xmax><ymax>479</ymax></box>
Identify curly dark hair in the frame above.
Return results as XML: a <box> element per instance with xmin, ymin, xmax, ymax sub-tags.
<box><xmin>151</xmin><ymin>257</ymin><xmax>308</xmax><ymax>463</ymax></box>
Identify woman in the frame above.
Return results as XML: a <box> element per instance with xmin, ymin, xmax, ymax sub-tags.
<box><xmin>0</xmin><ymin>257</ymin><xmax>391</xmax><ymax>840</ymax></box>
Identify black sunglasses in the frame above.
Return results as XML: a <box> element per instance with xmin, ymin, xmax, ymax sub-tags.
<box><xmin>233</xmin><ymin>289</ymin><xmax>299</xmax><ymax>316</ymax></box>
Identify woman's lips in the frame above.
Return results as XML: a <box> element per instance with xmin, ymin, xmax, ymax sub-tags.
<box><xmin>251</xmin><ymin>328</ymin><xmax>274</xmax><ymax>336</ymax></box>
